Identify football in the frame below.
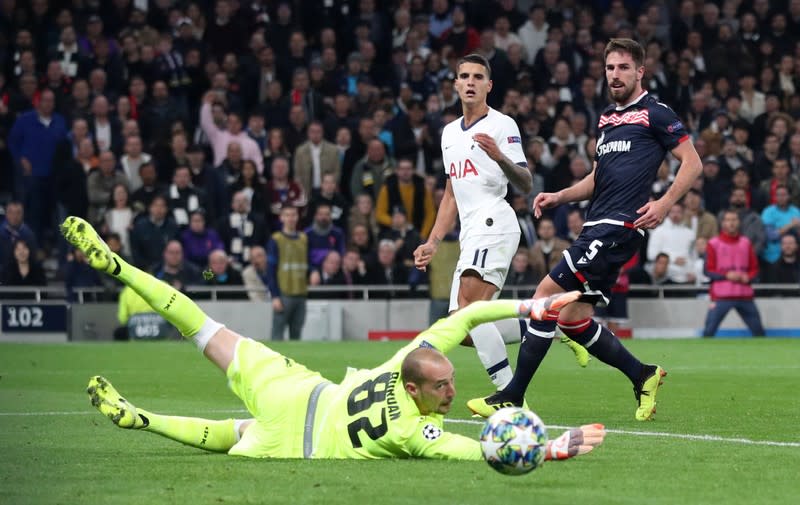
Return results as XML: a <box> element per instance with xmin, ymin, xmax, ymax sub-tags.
<box><xmin>479</xmin><ymin>407</ymin><xmax>548</xmax><ymax>475</ymax></box>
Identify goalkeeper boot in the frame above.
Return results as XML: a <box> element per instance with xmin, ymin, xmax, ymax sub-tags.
<box><xmin>634</xmin><ymin>365</ymin><xmax>667</xmax><ymax>421</ymax></box>
<box><xmin>559</xmin><ymin>330</ymin><xmax>591</xmax><ymax>368</ymax></box>
<box><xmin>60</xmin><ymin>216</ymin><xmax>120</xmax><ymax>275</ymax></box>
<box><xmin>87</xmin><ymin>376</ymin><xmax>147</xmax><ymax>429</ymax></box>
<box><xmin>466</xmin><ymin>391</ymin><xmax>525</xmax><ymax>418</ymax></box>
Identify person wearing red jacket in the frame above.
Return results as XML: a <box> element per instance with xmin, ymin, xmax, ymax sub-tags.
<box><xmin>702</xmin><ymin>210</ymin><xmax>765</xmax><ymax>337</ymax></box>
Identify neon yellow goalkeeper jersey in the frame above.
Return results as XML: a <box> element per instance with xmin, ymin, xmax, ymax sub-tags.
<box><xmin>311</xmin><ymin>300</ymin><xmax>520</xmax><ymax>460</ymax></box>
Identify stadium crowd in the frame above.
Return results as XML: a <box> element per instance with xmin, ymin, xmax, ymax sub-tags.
<box><xmin>1</xmin><ymin>0</ymin><xmax>800</xmax><ymax>303</ymax></box>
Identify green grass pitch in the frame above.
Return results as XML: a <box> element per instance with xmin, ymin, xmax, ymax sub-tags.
<box><xmin>1</xmin><ymin>338</ymin><xmax>798</xmax><ymax>505</ymax></box>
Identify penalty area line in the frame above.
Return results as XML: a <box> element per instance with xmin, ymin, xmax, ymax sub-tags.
<box><xmin>445</xmin><ymin>418</ymin><xmax>800</xmax><ymax>448</ymax></box>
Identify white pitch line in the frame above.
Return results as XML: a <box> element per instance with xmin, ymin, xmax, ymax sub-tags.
<box><xmin>445</xmin><ymin>418</ymin><xmax>800</xmax><ymax>448</ymax></box>
<box><xmin>2</xmin><ymin>410</ymin><xmax>799</xmax><ymax>448</ymax></box>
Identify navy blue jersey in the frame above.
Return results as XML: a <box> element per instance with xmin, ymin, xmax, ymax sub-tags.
<box><xmin>587</xmin><ymin>92</ymin><xmax>689</xmax><ymax>225</ymax></box>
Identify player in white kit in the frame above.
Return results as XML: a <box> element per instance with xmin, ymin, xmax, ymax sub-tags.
<box><xmin>413</xmin><ymin>54</ymin><xmax>534</xmax><ymax>390</ymax></box>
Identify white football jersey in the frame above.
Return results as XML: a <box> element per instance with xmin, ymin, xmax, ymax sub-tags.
<box><xmin>440</xmin><ymin>108</ymin><xmax>527</xmax><ymax>237</ymax></box>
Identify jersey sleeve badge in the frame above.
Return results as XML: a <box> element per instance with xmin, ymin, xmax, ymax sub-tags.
<box><xmin>422</xmin><ymin>423</ymin><xmax>443</xmax><ymax>440</ymax></box>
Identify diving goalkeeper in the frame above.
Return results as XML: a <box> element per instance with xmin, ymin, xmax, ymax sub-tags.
<box><xmin>62</xmin><ymin>216</ymin><xmax>605</xmax><ymax>461</ymax></box>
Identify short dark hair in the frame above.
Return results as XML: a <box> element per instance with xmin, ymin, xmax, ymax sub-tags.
<box><xmin>456</xmin><ymin>53</ymin><xmax>491</xmax><ymax>79</ymax></box>
<box><xmin>655</xmin><ymin>252</ymin><xmax>670</xmax><ymax>261</ymax></box>
<box><xmin>604</xmin><ymin>38</ymin><xmax>645</xmax><ymax>68</ymax></box>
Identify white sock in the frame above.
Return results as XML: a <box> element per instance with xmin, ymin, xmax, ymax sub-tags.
<box><xmin>470</xmin><ymin>322</ymin><xmax>513</xmax><ymax>389</ymax></box>
<box><xmin>493</xmin><ymin>318</ymin><xmax>526</xmax><ymax>344</ymax></box>
<box><xmin>191</xmin><ymin>317</ymin><xmax>224</xmax><ymax>352</ymax></box>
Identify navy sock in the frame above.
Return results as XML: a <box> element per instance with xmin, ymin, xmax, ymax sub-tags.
<box><xmin>559</xmin><ymin>318</ymin><xmax>643</xmax><ymax>384</ymax></box>
<box><xmin>501</xmin><ymin>318</ymin><xmax>556</xmax><ymax>401</ymax></box>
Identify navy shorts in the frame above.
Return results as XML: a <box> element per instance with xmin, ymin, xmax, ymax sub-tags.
<box><xmin>549</xmin><ymin>224</ymin><xmax>642</xmax><ymax>306</ymax></box>
<box><xmin>594</xmin><ymin>292</ymin><xmax>629</xmax><ymax>320</ymax></box>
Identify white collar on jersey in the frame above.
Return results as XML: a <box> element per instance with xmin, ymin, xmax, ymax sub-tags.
<box><xmin>614</xmin><ymin>90</ymin><xmax>649</xmax><ymax>111</ymax></box>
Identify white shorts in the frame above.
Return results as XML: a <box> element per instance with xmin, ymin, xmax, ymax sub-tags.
<box><xmin>448</xmin><ymin>231</ymin><xmax>520</xmax><ymax>311</ymax></box>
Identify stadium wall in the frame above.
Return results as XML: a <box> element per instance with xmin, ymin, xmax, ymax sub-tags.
<box><xmin>2</xmin><ymin>298</ymin><xmax>800</xmax><ymax>342</ymax></box>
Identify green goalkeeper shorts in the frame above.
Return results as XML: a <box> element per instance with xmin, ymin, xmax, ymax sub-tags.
<box><xmin>226</xmin><ymin>337</ymin><xmax>328</xmax><ymax>458</ymax></box>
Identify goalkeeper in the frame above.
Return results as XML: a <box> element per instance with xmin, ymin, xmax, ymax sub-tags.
<box><xmin>62</xmin><ymin>216</ymin><xmax>605</xmax><ymax>461</ymax></box>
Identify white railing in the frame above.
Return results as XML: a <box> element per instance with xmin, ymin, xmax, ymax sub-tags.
<box><xmin>2</xmin><ymin>283</ymin><xmax>799</xmax><ymax>303</ymax></box>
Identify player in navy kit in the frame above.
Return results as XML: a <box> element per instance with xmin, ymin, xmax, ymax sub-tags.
<box><xmin>468</xmin><ymin>39</ymin><xmax>703</xmax><ymax>421</ymax></box>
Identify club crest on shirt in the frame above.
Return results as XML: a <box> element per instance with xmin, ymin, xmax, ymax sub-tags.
<box><xmin>422</xmin><ymin>423</ymin><xmax>442</xmax><ymax>440</ymax></box>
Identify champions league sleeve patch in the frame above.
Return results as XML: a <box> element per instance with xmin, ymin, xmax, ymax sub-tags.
<box><xmin>422</xmin><ymin>423</ymin><xmax>442</xmax><ymax>440</ymax></box>
<box><xmin>667</xmin><ymin>121</ymin><xmax>684</xmax><ymax>133</ymax></box>
<box><xmin>507</xmin><ymin>136</ymin><xmax>522</xmax><ymax>144</ymax></box>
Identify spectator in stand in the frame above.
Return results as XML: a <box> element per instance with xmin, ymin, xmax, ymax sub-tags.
<box><xmin>365</xmin><ymin>239</ymin><xmax>409</xmax><ymax>299</ymax></box>
<box><xmin>217</xmin><ymin>141</ymin><xmax>245</xmax><ymax>186</ymax></box>
<box><xmin>119</xmin><ymin>136</ymin><xmax>151</xmax><ymax>192</ymax></box>
<box><xmin>506</xmin><ymin>248</ymin><xmax>537</xmax><ymax>287</ymax></box>
<box><xmin>103</xmin><ymin>184</ymin><xmax>134</xmax><ymax>259</ymax></box>
<box><xmin>215</xmin><ymin>191</ymin><xmax>268</xmax><ymax>269</ymax></box>
<box><xmin>752</xmin><ymin>133</ymin><xmax>783</xmax><ymax>184</ymax></box>
<box><xmin>180</xmin><ymin>210</ymin><xmax>225</xmax><ymax>269</ymax></box>
<box><xmin>227</xmin><ymin>159</ymin><xmax>267</xmax><ymax>215</ymax></box>
<box><xmin>378</xmin><ymin>208</ymin><xmax>422</xmax><ymax>271</ymax></box>
<box><xmin>1</xmin><ymin>239</ymin><xmax>46</xmax><ymax>295</ymax></box>
<box><xmin>64</xmin><ymin>248</ymin><xmax>104</xmax><ymax>303</ymax></box>
<box><xmin>87</xmin><ymin>151</ymin><xmax>129</xmax><ymax>226</ymax></box>
<box><xmin>199</xmin><ymin>91</ymin><xmax>263</xmax><ymax>174</ymax></box>
<box><xmin>307</xmin><ymin>173</ymin><xmax>350</xmax><ymax>231</ymax></box>
<box><xmin>0</xmin><ymin>201</ymin><xmax>37</xmax><ymax>269</ymax></box>
<box><xmin>52</xmin><ymin>139</ymin><xmax>89</xmax><ymax>221</ymax></box>
<box><xmin>309</xmin><ymin>250</ymin><xmax>348</xmax><ymax>297</ymax></box>
<box><xmin>351</xmin><ymin>139</ymin><xmax>394</xmax><ymax>201</ymax></box>
<box><xmin>304</xmin><ymin>203</ymin><xmax>346</xmax><ymax>272</ymax></box>
<box><xmin>763</xmin><ymin>234</ymin><xmax>800</xmax><ymax>285</ymax></box>
<box><xmin>393</xmin><ymin>99</ymin><xmax>437</xmax><ymax>176</ymax></box>
<box><xmin>152</xmin><ymin>240</ymin><xmax>202</xmax><ymax>292</ymax></box>
<box><xmin>703</xmin><ymin>210</ymin><xmax>765</xmax><ymax>338</ymax></box>
<box><xmin>8</xmin><ymin>88</ymin><xmax>67</xmax><ymax>241</ymax></box>
<box><xmin>265</xmin><ymin>156</ymin><xmax>307</xmax><ymax>230</ymax></box>
<box><xmin>130</xmin><ymin>195</ymin><xmax>178</xmax><ymax>271</ymax></box>
<box><xmin>242</xmin><ymin>245</ymin><xmax>271</xmax><ymax>302</ymax></box>
<box><xmin>517</xmin><ymin>5</ymin><xmax>548</xmax><ymax>66</ymax></box>
<box><xmin>438</xmin><ymin>6</ymin><xmax>479</xmax><ymax>57</ymax></box>
<box><xmin>130</xmin><ymin>162</ymin><xmax>165</xmax><ymax>217</ymax></box>
<box><xmin>760</xmin><ymin>158</ymin><xmax>800</xmax><ymax>207</ymax></box>
<box><xmin>682</xmin><ymin>188</ymin><xmax>719</xmax><ymax>240</ymax></box>
<box><xmin>203</xmin><ymin>249</ymin><xmax>247</xmax><ymax>300</ymax></box>
<box><xmin>262</xmin><ymin>127</ymin><xmax>292</xmax><ymax>173</ymax></box>
<box><xmin>348</xmin><ymin>222</ymin><xmax>374</xmax><ymax>261</ymax></box>
<box><xmin>725</xmin><ymin>187</ymin><xmax>767</xmax><ymax>258</ymax></box>
<box><xmin>167</xmin><ymin>165</ymin><xmax>206</xmax><ymax>229</ymax></box>
<box><xmin>700</xmin><ymin>157</ymin><xmax>731</xmax><ymax>215</ymax></box>
<box><xmin>730</xmin><ymin>167</ymin><xmax>768</xmax><ymax>213</ymax></box>
<box><xmin>186</xmin><ymin>144</ymin><xmax>226</xmax><ymax>223</ymax></box>
<box><xmin>647</xmin><ymin>202</ymin><xmax>697</xmax><ymax>284</ymax></box>
<box><xmin>293</xmin><ymin>120</ymin><xmax>341</xmax><ymax>197</ymax></box>
<box><xmin>529</xmin><ymin>217</ymin><xmax>569</xmax><ymax>283</ymax></box>
<box><xmin>267</xmin><ymin>205</ymin><xmax>309</xmax><ymax>341</ymax></box>
<box><xmin>88</xmin><ymin>95</ymin><xmax>121</xmax><ymax>155</ymax></box>
<box><xmin>760</xmin><ymin>185</ymin><xmax>800</xmax><ymax>264</ymax></box>
<box><xmin>375</xmin><ymin>158</ymin><xmax>435</xmax><ymax>239</ymax></box>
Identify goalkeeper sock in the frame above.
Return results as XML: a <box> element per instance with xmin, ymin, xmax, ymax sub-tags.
<box><xmin>501</xmin><ymin>318</ymin><xmax>557</xmax><ymax>401</ymax></box>
<box><xmin>559</xmin><ymin>318</ymin><xmax>642</xmax><ymax>384</ymax></box>
<box><xmin>112</xmin><ymin>254</ymin><xmax>207</xmax><ymax>338</ymax></box>
<box><xmin>137</xmin><ymin>409</ymin><xmax>242</xmax><ymax>452</ymax></box>
<box><xmin>469</xmin><ymin>322</ymin><xmax>513</xmax><ymax>389</ymax></box>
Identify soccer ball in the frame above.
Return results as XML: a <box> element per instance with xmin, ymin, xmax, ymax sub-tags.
<box><xmin>479</xmin><ymin>407</ymin><xmax>548</xmax><ymax>475</ymax></box>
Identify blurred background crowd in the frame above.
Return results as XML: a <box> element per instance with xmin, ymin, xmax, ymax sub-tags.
<box><xmin>1</xmin><ymin>0</ymin><xmax>800</xmax><ymax>304</ymax></box>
